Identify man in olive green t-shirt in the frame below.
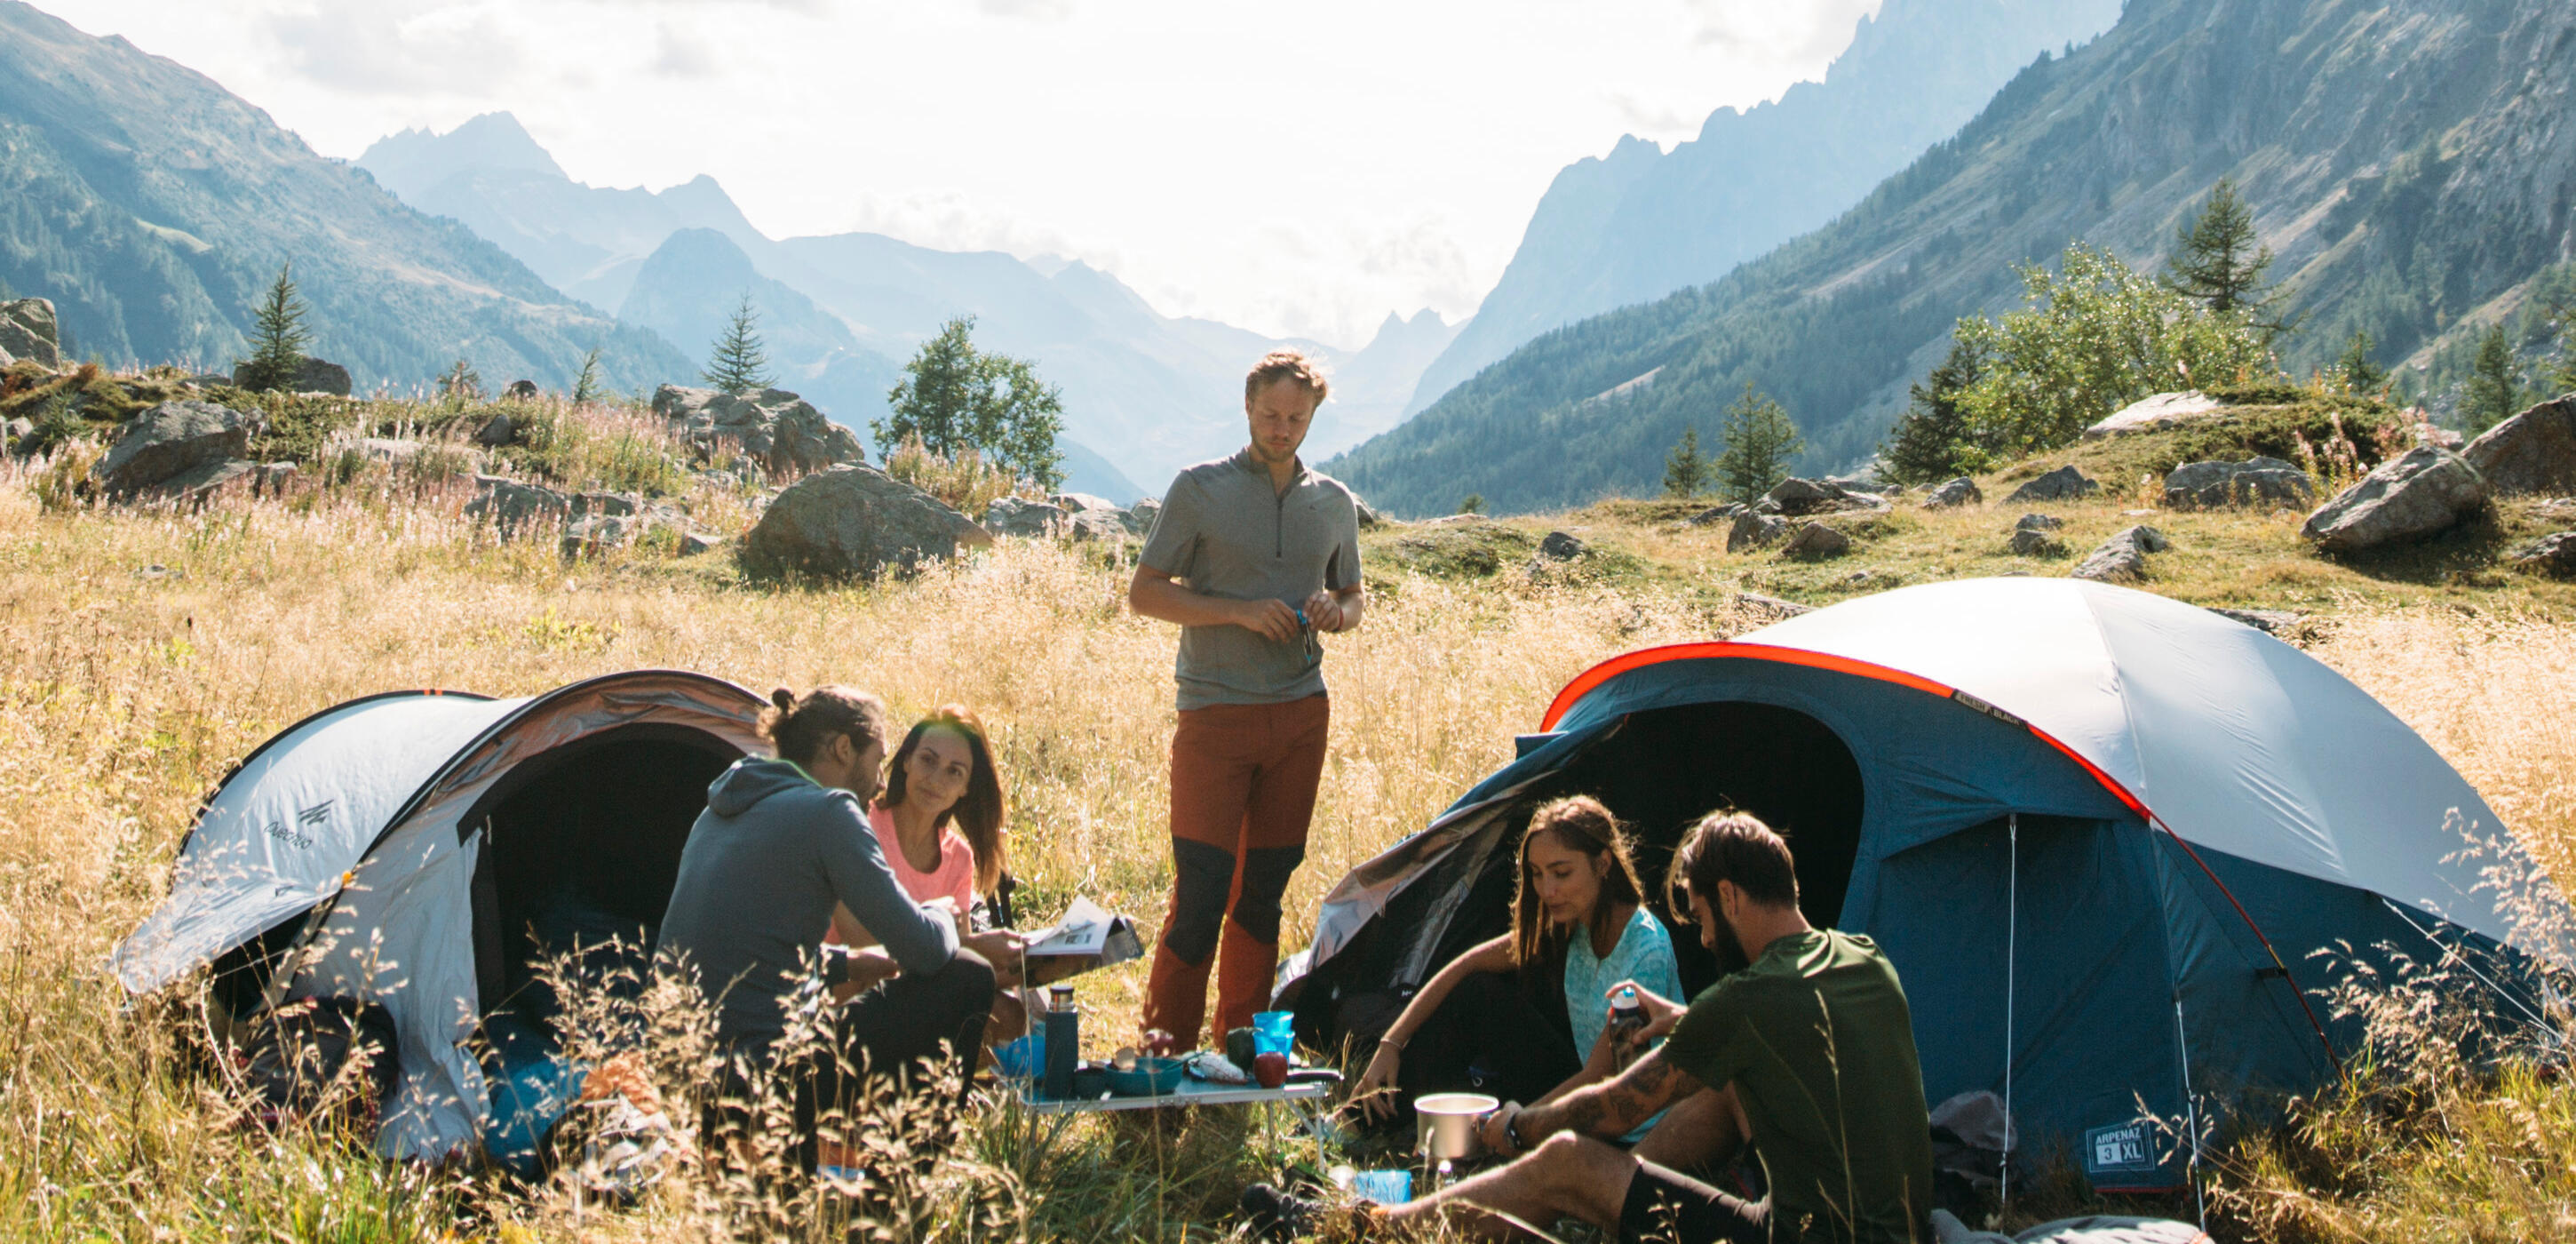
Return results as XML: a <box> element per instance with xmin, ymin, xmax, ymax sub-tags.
<box><xmin>1242</xmin><ymin>811</ymin><xmax>1933</xmax><ymax>1244</ymax></box>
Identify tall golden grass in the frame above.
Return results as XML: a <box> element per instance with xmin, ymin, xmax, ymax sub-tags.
<box><xmin>0</xmin><ymin>440</ymin><xmax>2569</xmax><ymax>1239</ymax></box>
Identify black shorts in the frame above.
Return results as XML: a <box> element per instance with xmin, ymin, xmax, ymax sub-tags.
<box><xmin>1618</xmin><ymin>1160</ymin><xmax>1769</xmax><ymax>1244</ymax></box>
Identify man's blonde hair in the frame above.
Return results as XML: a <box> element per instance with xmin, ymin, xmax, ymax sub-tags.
<box><xmin>1244</xmin><ymin>349</ymin><xmax>1331</xmax><ymax>409</ymax></box>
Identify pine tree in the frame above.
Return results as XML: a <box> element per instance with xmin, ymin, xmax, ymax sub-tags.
<box><xmin>439</xmin><ymin>358</ymin><xmax>482</xmax><ymax>403</ymax></box>
<box><xmin>703</xmin><ymin>293</ymin><xmax>775</xmax><ymax>393</ymax></box>
<box><xmin>2461</xmin><ymin>325</ymin><xmax>2521</xmax><ymax>432</ymax></box>
<box><xmin>571</xmin><ymin>346</ymin><xmax>605</xmax><ymax>406</ymax></box>
<box><xmin>2166</xmin><ymin>178</ymin><xmax>2280</xmax><ymax>328</ymax></box>
<box><xmin>876</xmin><ymin>315</ymin><xmax>1066</xmax><ymax>490</ymax></box>
<box><xmin>237</xmin><ymin>261</ymin><xmax>310</xmax><ymax>393</ymax></box>
<box><xmin>1663</xmin><ymin>427</ymin><xmax>1710</xmax><ymax>497</ymax></box>
<box><xmin>1715</xmin><ymin>383</ymin><xmax>1803</xmax><ymax>503</ymax></box>
<box><xmin>1880</xmin><ymin>336</ymin><xmax>1988</xmax><ymax>485</ymax></box>
<box><xmin>2334</xmin><ymin>329</ymin><xmax>2388</xmax><ymax>396</ymax></box>
<box><xmin>1458</xmin><ymin>493</ymin><xmax>1484</xmax><ymax>515</ymax></box>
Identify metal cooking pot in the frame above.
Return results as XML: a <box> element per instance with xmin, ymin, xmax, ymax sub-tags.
<box><xmin>1414</xmin><ymin>1092</ymin><xmax>1497</xmax><ymax>1162</ymax></box>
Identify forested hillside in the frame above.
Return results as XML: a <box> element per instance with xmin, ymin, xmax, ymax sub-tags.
<box><xmin>1332</xmin><ymin>0</ymin><xmax>2576</xmax><ymax>516</ymax></box>
<box><xmin>0</xmin><ymin>4</ymin><xmax>686</xmax><ymax>390</ymax></box>
<box><xmin>1408</xmin><ymin>0</ymin><xmax>2121</xmax><ymax>414</ymax></box>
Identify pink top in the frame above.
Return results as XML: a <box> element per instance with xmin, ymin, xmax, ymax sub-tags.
<box><xmin>871</xmin><ymin>804</ymin><xmax>978</xmax><ymax>916</ymax></box>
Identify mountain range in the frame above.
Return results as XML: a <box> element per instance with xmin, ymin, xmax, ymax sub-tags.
<box><xmin>1332</xmin><ymin>0</ymin><xmax>2576</xmax><ymax>516</ymax></box>
<box><xmin>1406</xmin><ymin>0</ymin><xmax>2126</xmax><ymax>416</ymax></box>
<box><xmin>0</xmin><ymin>1</ymin><xmax>686</xmax><ymax>394</ymax></box>
<box><xmin>354</xmin><ymin>114</ymin><xmax>1459</xmax><ymax>499</ymax></box>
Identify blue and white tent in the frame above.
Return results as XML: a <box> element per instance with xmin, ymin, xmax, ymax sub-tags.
<box><xmin>1290</xmin><ymin>578</ymin><xmax>2564</xmax><ymax>1191</ymax></box>
<box><xmin>114</xmin><ymin>671</ymin><xmax>767</xmax><ymax>1160</ymax></box>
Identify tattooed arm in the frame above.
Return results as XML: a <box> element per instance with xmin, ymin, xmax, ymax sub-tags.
<box><xmin>1481</xmin><ymin>1049</ymin><xmax>1703</xmax><ymax>1157</ymax></box>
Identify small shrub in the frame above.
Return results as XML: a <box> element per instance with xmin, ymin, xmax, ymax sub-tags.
<box><xmin>883</xmin><ymin>436</ymin><xmax>1025</xmax><ymax>515</ymax></box>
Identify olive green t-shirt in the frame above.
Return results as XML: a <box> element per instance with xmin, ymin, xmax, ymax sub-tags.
<box><xmin>1660</xmin><ymin>929</ymin><xmax>1934</xmax><ymax>1244</ymax></box>
<box><xmin>1139</xmin><ymin>450</ymin><xmax>1364</xmax><ymax>711</ymax></box>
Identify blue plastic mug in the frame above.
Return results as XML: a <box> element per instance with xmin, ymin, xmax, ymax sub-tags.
<box><xmin>1252</xmin><ymin>1009</ymin><xmax>1294</xmax><ymax>1057</ymax></box>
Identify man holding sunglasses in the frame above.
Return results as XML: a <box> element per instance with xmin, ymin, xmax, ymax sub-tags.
<box><xmin>1128</xmin><ymin>348</ymin><xmax>1366</xmax><ymax>1052</ymax></box>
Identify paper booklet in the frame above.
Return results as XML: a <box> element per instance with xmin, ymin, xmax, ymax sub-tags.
<box><xmin>1022</xmin><ymin>896</ymin><xmax>1144</xmax><ymax>983</ymax></box>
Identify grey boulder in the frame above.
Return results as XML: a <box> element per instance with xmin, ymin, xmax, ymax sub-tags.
<box><xmin>740</xmin><ymin>464</ymin><xmax>993</xmax><ymax>581</ymax></box>
<box><xmin>231</xmin><ymin>355</ymin><xmax>351</xmax><ymax>396</ymax></box>
<box><xmin>2072</xmin><ymin>526</ymin><xmax>2169</xmax><ymax>583</ymax></box>
<box><xmin>476</xmin><ymin>412</ymin><xmax>519</xmax><ymax>447</ymax></box>
<box><xmin>1690</xmin><ymin>503</ymin><xmax>1750</xmax><ymax>527</ymax></box>
<box><xmin>1352</xmin><ymin>496</ymin><xmax>1384</xmax><ymax>529</ymax></box>
<box><xmin>652</xmin><ymin>385</ymin><xmax>865</xmax><ymax>478</ymax></box>
<box><xmin>1537</xmin><ymin>530</ymin><xmax>1587</xmax><ymax>561</ymax></box>
<box><xmin>1123</xmin><ymin>496</ymin><xmax>1165</xmax><ymax>537</ymax></box>
<box><xmin>1766</xmin><ymin>477</ymin><xmax>1885</xmax><ymax>516</ymax></box>
<box><xmin>983</xmin><ymin>495</ymin><xmax>1069</xmax><ymax>538</ymax></box>
<box><xmin>1923</xmin><ymin>477</ymin><xmax>1983</xmax><ymax>509</ymax></box>
<box><xmin>2461</xmin><ymin>395</ymin><xmax>2576</xmax><ymax>496</ymax></box>
<box><xmin>1782</xmin><ymin>522</ymin><xmax>1852</xmax><ymax>560</ymax></box>
<box><xmin>2163</xmin><ymin>457</ymin><xmax>2316</xmax><ymax>509</ymax></box>
<box><xmin>2510</xmin><ymin>531</ymin><xmax>2576</xmax><ymax>579</ymax></box>
<box><xmin>2005</xmin><ymin>466</ymin><xmax>2101</xmax><ymax>504</ymax></box>
<box><xmin>2300</xmin><ymin>446</ymin><xmax>2490</xmax><ymax>554</ymax></box>
<box><xmin>1060</xmin><ymin>509</ymin><xmax>1130</xmax><ymax>542</ymax></box>
<box><xmin>0</xmin><ymin>298</ymin><xmax>61</xmax><ymax>369</ymax></box>
<box><xmin>91</xmin><ymin>401</ymin><xmax>254</xmax><ymax>497</ymax></box>
<box><xmin>1050</xmin><ymin>491</ymin><xmax>1120</xmax><ymax>514</ymax></box>
<box><xmin>465</xmin><ymin>474</ymin><xmax>570</xmax><ymax>536</ymax></box>
<box><xmin>1727</xmin><ymin>512</ymin><xmax>1792</xmax><ymax>554</ymax></box>
<box><xmin>505</xmin><ymin>379</ymin><xmax>540</xmax><ymax>400</ymax></box>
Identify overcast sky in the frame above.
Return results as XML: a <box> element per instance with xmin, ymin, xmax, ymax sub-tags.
<box><xmin>44</xmin><ymin>0</ymin><xmax>1881</xmax><ymax>347</ymax></box>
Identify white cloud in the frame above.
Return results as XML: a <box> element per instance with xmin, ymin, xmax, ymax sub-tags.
<box><xmin>977</xmin><ymin>0</ymin><xmax>1072</xmax><ymax>19</ymax></box>
<box><xmin>1679</xmin><ymin>0</ymin><xmax>1881</xmax><ymax>60</ymax></box>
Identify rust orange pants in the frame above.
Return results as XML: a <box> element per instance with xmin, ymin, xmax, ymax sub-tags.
<box><xmin>1141</xmin><ymin>694</ymin><xmax>1330</xmax><ymax>1049</ymax></box>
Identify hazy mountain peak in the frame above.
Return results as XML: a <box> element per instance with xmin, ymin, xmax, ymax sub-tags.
<box><xmin>355</xmin><ymin>111</ymin><xmax>565</xmax><ymax>202</ymax></box>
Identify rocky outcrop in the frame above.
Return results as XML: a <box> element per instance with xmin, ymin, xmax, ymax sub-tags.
<box><xmin>476</xmin><ymin>412</ymin><xmax>519</xmax><ymax>447</ymax></box>
<box><xmin>504</xmin><ymin>379</ymin><xmax>539</xmax><ymax>399</ymax></box>
<box><xmin>2511</xmin><ymin>531</ymin><xmax>2576</xmax><ymax>578</ymax></box>
<box><xmin>740</xmin><ymin>465</ymin><xmax>992</xmax><ymax>581</ymax></box>
<box><xmin>465</xmin><ymin>474</ymin><xmax>570</xmax><ymax>535</ymax></box>
<box><xmin>90</xmin><ymin>401</ymin><xmax>253</xmax><ymax>497</ymax></box>
<box><xmin>1923</xmin><ymin>477</ymin><xmax>1983</xmax><ymax>509</ymax></box>
<box><xmin>2461</xmin><ymin>395</ymin><xmax>2576</xmax><ymax>496</ymax></box>
<box><xmin>1690</xmin><ymin>503</ymin><xmax>1750</xmax><ymax>527</ymax></box>
<box><xmin>2162</xmin><ymin>457</ymin><xmax>2316</xmax><ymax>510</ymax></box>
<box><xmin>2072</xmin><ymin>525</ymin><xmax>2168</xmax><ymax>583</ymax></box>
<box><xmin>2004</xmin><ymin>466</ymin><xmax>2101</xmax><ymax>504</ymax></box>
<box><xmin>1727</xmin><ymin>512</ymin><xmax>1792</xmax><ymax>554</ymax></box>
<box><xmin>2085</xmin><ymin>391</ymin><xmax>2221</xmax><ymax>440</ymax></box>
<box><xmin>1537</xmin><ymin>530</ymin><xmax>1587</xmax><ymax>561</ymax></box>
<box><xmin>1051</xmin><ymin>491</ymin><xmax>1120</xmax><ymax>515</ymax></box>
<box><xmin>1765</xmin><ymin>477</ymin><xmax>1886</xmax><ymax>516</ymax></box>
<box><xmin>1060</xmin><ymin>509</ymin><xmax>1129</xmax><ymax>542</ymax></box>
<box><xmin>1782</xmin><ymin>522</ymin><xmax>1851</xmax><ymax>560</ymax></box>
<box><xmin>1123</xmin><ymin>496</ymin><xmax>1165</xmax><ymax>537</ymax></box>
<box><xmin>983</xmin><ymin>495</ymin><xmax>1069</xmax><ymax>538</ymax></box>
<box><xmin>0</xmin><ymin>298</ymin><xmax>61</xmax><ymax>369</ymax></box>
<box><xmin>231</xmin><ymin>355</ymin><xmax>351</xmax><ymax>396</ymax></box>
<box><xmin>651</xmin><ymin>385</ymin><xmax>865</xmax><ymax>478</ymax></box>
<box><xmin>2300</xmin><ymin>447</ymin><xmax>2490</xmax><ymax>554</ymax></box>
<box><xmin>1352</xmin><ymin>496</ymin><xmax>1384</xmax><ymax>529</ymax></box>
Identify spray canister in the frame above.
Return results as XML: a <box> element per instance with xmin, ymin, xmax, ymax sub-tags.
<box><xmin>1607</xmin><ymin>985</ymin><xmax>1647</xmax><ymax>1070</ymax></box>
<box><xmin>1043</xmin><ymin>984</ymin><xmax>1079</xmax><ymax>1099</ymax></box>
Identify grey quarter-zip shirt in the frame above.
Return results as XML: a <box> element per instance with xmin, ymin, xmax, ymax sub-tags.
<box><xmin>1140</xmin><ymin>449</ymin><xmax>1364</xmax><ymax>711</ymax></box>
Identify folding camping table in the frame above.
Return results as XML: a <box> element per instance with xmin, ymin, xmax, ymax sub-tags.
<box><xmin>1007</xmin><ymin>1076</ymin><xmax>1336</xmax><ymax>1170</ymax></box>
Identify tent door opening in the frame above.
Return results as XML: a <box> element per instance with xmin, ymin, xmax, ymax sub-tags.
<box><xmin>1546</xmin><ymin>701</ymin><xmax>1864</xmax><ymax>990</ymax></box>
<box><xmin>465</xmin><ymin>724</ymin><xmax>742</xmax><ymax>1037</ymax></box>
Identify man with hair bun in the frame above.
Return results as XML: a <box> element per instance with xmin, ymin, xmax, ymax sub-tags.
<box><xmin>1129</xmin><ymin>348</ymin><xmax>1366</xmax><ymax>1050</ymax></box>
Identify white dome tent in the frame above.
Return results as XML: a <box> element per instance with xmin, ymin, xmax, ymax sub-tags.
<box><xmin>115</xmin><ymin>671</ymin><xmax>767</xmax><ymax>1160</ymax></box>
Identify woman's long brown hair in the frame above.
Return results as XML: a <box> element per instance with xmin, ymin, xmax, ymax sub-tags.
<box><xmin>1509</xmin><ymin>794</ymin><xmax>1647</xmax><ymax>966</ymax></box>
<box><xmin>878</xmin><ymin>705</ymin><xmax>1007</xmax><ymax>896</ymax></box>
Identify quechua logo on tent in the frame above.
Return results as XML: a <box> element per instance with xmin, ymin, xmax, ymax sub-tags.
<box><xmin>263</xmin><ymin>801</ymin><xmax>334</xmax><ymax>849</ymax></box>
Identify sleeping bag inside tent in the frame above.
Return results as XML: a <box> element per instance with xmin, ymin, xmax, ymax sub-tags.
<box><xmin>111</xmin><ymin>670</ymin><xmax>767</xmax><ymax>1162</ymax></box>
<box><xmin>1286</xmin><ymin>578</ymin><xmax>2564</xmax><ymax>1192</ymax></box>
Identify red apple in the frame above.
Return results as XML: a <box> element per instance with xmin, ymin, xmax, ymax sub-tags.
<box><xmin>1253</xmin><ymin>1051</ymin><xmax>1288</xmax><ymax>1088</ymax></box>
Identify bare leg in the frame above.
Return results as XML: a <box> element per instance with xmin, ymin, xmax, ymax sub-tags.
<box><xmin>1632</xmin><ymin>1083</ymin><xmax>1745</xmax><ymax>1175</ymax></box>
<box><xmin>1379</xmin><ymin>1132</ymin><xmax>1641</xmax><ymax>1240</ymax></box>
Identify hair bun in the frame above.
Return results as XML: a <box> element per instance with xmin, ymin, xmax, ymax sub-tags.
<box><xmin>769</xmin><ymin>688</ymin><xmax>798</xmax><ymax>713</ymax></box>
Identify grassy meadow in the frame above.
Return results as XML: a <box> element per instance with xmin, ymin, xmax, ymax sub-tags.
<box><xmin>1</xmin><ymin>394</ymin><xmax>2572</xmax><ymax>1240</ymax></box>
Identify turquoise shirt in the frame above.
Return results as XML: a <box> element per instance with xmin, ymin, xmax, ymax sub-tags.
<box><xmin>1562</xmin><ymin>904</ymin><xmax>1682</xmax><ymax>1143</ymax></box>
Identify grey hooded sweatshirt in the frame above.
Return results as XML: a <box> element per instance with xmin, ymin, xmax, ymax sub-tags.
<box><xmin>656</xmin><ymin>757</ymin><xmax>959</xmax><ymax>1047</ymax></box>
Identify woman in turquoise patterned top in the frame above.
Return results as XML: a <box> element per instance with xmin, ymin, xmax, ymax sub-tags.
<box><xmin>1351</xmin><ymin>796</ymin><xmax>1681</xmax><ymax>1142</ymax></box>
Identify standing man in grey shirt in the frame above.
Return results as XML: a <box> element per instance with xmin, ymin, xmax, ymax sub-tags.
<box><xmin>1129</xmin><ymin>349</ymin><xmax>1366</xmax><ymax>1050</ymax></box>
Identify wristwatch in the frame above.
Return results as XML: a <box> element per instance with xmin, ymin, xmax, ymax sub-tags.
<box><xmin>1504</xmin><ymin>1104</ymin><xmax>1529</xmax><ymax>1152</ymax></box>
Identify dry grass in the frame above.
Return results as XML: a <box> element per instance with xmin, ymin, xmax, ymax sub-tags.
<box><xmin>1</xmin><ymin>401</ymin><xmax>2572</xmax><ymax>1238</ymax></box>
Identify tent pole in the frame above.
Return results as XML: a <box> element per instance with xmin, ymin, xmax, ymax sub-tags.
<box><xmin>2002</xmin><ymin>813</ymin><xmax>2017</xmax><ymax>1209</ymax></box>
<box><xmin>2174</xmin><ymin>996</ymin><xmax>2206</xmax><ymax>1229</ymax></box>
